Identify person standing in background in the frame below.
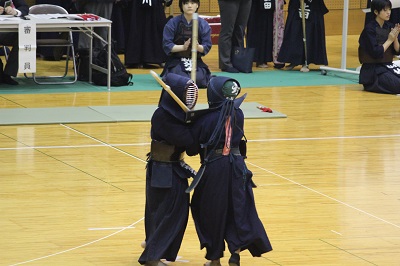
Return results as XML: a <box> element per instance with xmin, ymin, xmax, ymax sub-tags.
<box><xmin>0</xmin><ymin>0</ymin><xmax>29</xmax><ymax>85</ymax></box>
<box><xmin>277</xmin><ymin>0</ymin><xmax>328</xmax><ymax>72</ymax></box>
<box><xmin>272</xmin><ymin>0</ymin><xmax>286</xmax><ymax>69</ymax></box>
<box><xmin>110</xmin><ymin>0</ymin><xmax>131</xmax><ymax>54</ymax></box>
<box><xmin>73</xmin><ymin>0</ymin><xmax>114</xmax><ymax>49</ymax></box>
<box><xmin>124</xmin><ymin>0</ymin><xmax>169</xmax><ymax>68</ymax></box>
<box><xmin>218</xmin><ymin>0</ymin><xmax>252</xmax><ymax>73</ymax></box>
<box><xmin>247</xmin><ymin>0</ymin><xmax>275</xmax><ymax>68</ymax></box>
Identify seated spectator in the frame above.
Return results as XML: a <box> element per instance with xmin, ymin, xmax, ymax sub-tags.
<box><xmin>0</xmin><ymin>0</ymin><xmax>29</xmax><ymax>85</ymax></box>
<box><xmin>161</xmin><ymin>0</ymin><xmax>212</xmax><ymax>88</ymax></box>
<box><xmin>359</xmin><ymin>0</ymin><xmax>400</xmax><ymax>94</ymax></box>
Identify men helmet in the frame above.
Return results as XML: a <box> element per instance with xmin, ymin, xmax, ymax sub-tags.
<box><xmin>207</xmin><ymin>76</ymin><xmax>241</xmax><ymax>107</ymax></box>
<box><xmin>159</xmin><ymin>73</ymin><xmax>199</xmax><ymax>121</ymax></box>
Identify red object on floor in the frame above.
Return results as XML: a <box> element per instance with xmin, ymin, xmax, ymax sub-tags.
<box><xmin>257</xmin><ymin>106</ymin><xmax>273</xmax><ymax>113</ymax></box>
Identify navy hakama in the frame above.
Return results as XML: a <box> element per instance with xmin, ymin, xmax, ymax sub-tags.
<box><xmin>124</xmin><ymin>0</ymin><xmax>167</xmax><ymax>67</ymax></box>
<box><xmin>187</xmin><ymin>109</ymin><xmax>272</xmax><ymax>260</ymax></box>
<box><xmin>277</xmin><ymin>0</ymin><xmax>328</xmax><ymax>67</ymax></box>
<box><xmin>247</xmin><ymin>0</ymin><xmax>274</xmax><ymax>65</ymax></box>
<box><xmin>138</xmin><ymin>108</ymin><xmax>194</xmax><ymax>264</ymax></box>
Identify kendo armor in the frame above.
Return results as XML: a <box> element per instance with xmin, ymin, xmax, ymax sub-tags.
<box><xmin>158</xmin><ymin>73</ymin><xmax>199</xmax><ymax>122</ymax></box>
<box><xmin>186</xmin><ymin>76</ymin><xmax>248</xmax><ymax>192</ymax></box>
<box><xmin>174</xmin><ymin>22</ymin><xmax>195</xmax><ymax>58</ymax></box>
<box><xmin>150</xmin><ymin>73</ymin><xmax>198</xmax><ymax>163</ymax></box>
<box><xmin>204</xmin><ymin>76</ymin><xmax>247</xmax><ymax>158</ymax></box>
<box><xmin>359</xmin><ymin>27</ymin><xmax>394</xmax><ymax>64</ymax></box>
<box><xmin>207</xmin><ymin>76</ymin><xmax>242</xmax><ymax>108</ymax></box>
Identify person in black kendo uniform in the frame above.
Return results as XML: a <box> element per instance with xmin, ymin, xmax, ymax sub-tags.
<box><xmin>138</xmin><ymin>73</ymin><xmax>199</xmax><ymax>266</ymax></box>
<box><xmin>186</xmin><ymin>76</ymin><xmax>273</xmax><ymax>266</ymax></box>
<box><xmin>359</xmin><ymin>0</ymin><xmax>400</xmax><ymax>94</ymax></box>
<box><xmin>277</xmin><ymin>0</ymin><xmax>329</xmax><ymax>72</ymax></box>
<box><xmin>161</xmin><ymin>0</ymin><xmax>212</xmax><ymax>88</ymax></box>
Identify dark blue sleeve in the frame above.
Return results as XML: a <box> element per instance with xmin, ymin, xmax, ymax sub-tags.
<box><xmin>232</xmin><ymin>109</ymin><xmax>245</xmax><ymax>146</ymax></box>
<box><xmin>359</xmin><ymin>21</ymin><xmax>386</xmax><ymax>59</ymax></box>
<box><xmin>186</xmin><ymin>112</ymin><xmax>217</xmax><ymax>156</ymax></box>
<box><xmin>198</xmin><ymin>18</ymin><xmax>212</xmax><ymax>56</ymax></box>
<box><xmin>151</xmin><ymin>108</ymin><xmax>194</xmax><ymax>147</ymax></box>
<box><xmin>186</xmin><ymin>116</ymin><xmax>207</xmax><ymax>156</ymax></box>
<box><xmin>186</xmin><ymin>109</ymin><xmax>245</xmax><ymax>156</ymax></box>
<box><xmin>163</xmin><ymin>16</ymin><xmax>179</xmax><ymax>56</ymax></box>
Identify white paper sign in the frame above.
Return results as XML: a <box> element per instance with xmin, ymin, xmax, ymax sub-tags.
<box><xmin>18</xmin><ymin>22</ymin><xmax>36</xmax><ymax>73</ymax></box>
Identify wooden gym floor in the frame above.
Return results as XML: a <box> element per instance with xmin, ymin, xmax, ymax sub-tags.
<box><xmin>1</xmin><ymin>35</ymin><xmax>400</xmax><ymax>266</ymax></box>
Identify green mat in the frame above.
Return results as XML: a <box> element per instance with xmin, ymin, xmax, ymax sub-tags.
<box><xmin>0</xmin><ymin>102</ymin><xmax>286</xmax><ymax>125</ymax></box>
<box><xmin>0</xmin><ymin>69</ymin><xmax>359</xmax><ymax>94</ymax></box>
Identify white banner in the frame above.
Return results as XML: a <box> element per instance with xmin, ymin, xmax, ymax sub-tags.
<box><xmin>18</xmin><ymin>21</ymin><xmax>36</xmax><ymax>73</ymax></box>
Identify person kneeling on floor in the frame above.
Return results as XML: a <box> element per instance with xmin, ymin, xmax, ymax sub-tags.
<box><xmin>359</xmin><ymin>0</ymin><xmax>400</xmax><ymax>94</ymax></box>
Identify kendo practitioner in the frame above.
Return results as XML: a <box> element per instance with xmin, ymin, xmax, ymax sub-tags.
<box><xmin>246</xmin><ymin>0</ymin><xmax>276</xmax><ymax>68</ymax></box>
<box><xmin>186</xmin><ymin>76</ymin><xmax>273</xmax><ymax>266</ymax></box>
<box><xmin>359</xmin><ymin>0</ymin><xmax>400</xmax><ymax>94</ymax></box>
<box><xmin>161</xmin><ymin>0</ymin><xmax>212</xmax><ymax>88</ymax></box>
<box><xmin>110</xmin><ymin>0</ymin><xmax>130</xmax><ymax>54</ymax></box>
<box><xmin>365</xmin><ymin>0</ymin><xmax>400</xmax><ymax>26</ymax></box>
<box><xmin>138</xmin><ymin>73</ymin><xmax>199</xmax><ymax>266</ymax></box>
<box><xmin>277</xmin><ymin>0</ymin><xmax>329</xmax><ymax>71</ymax></box>
<box><xmin>124</xmin><ymin>0</ymin><xmax>168</xmax><ymax>68</ymax></box>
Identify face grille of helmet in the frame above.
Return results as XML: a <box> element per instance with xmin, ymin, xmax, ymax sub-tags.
<box><xmin>185</xmin><ymin>82</ymin><xmax>199</xmax><ymax>110</ymax></box>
